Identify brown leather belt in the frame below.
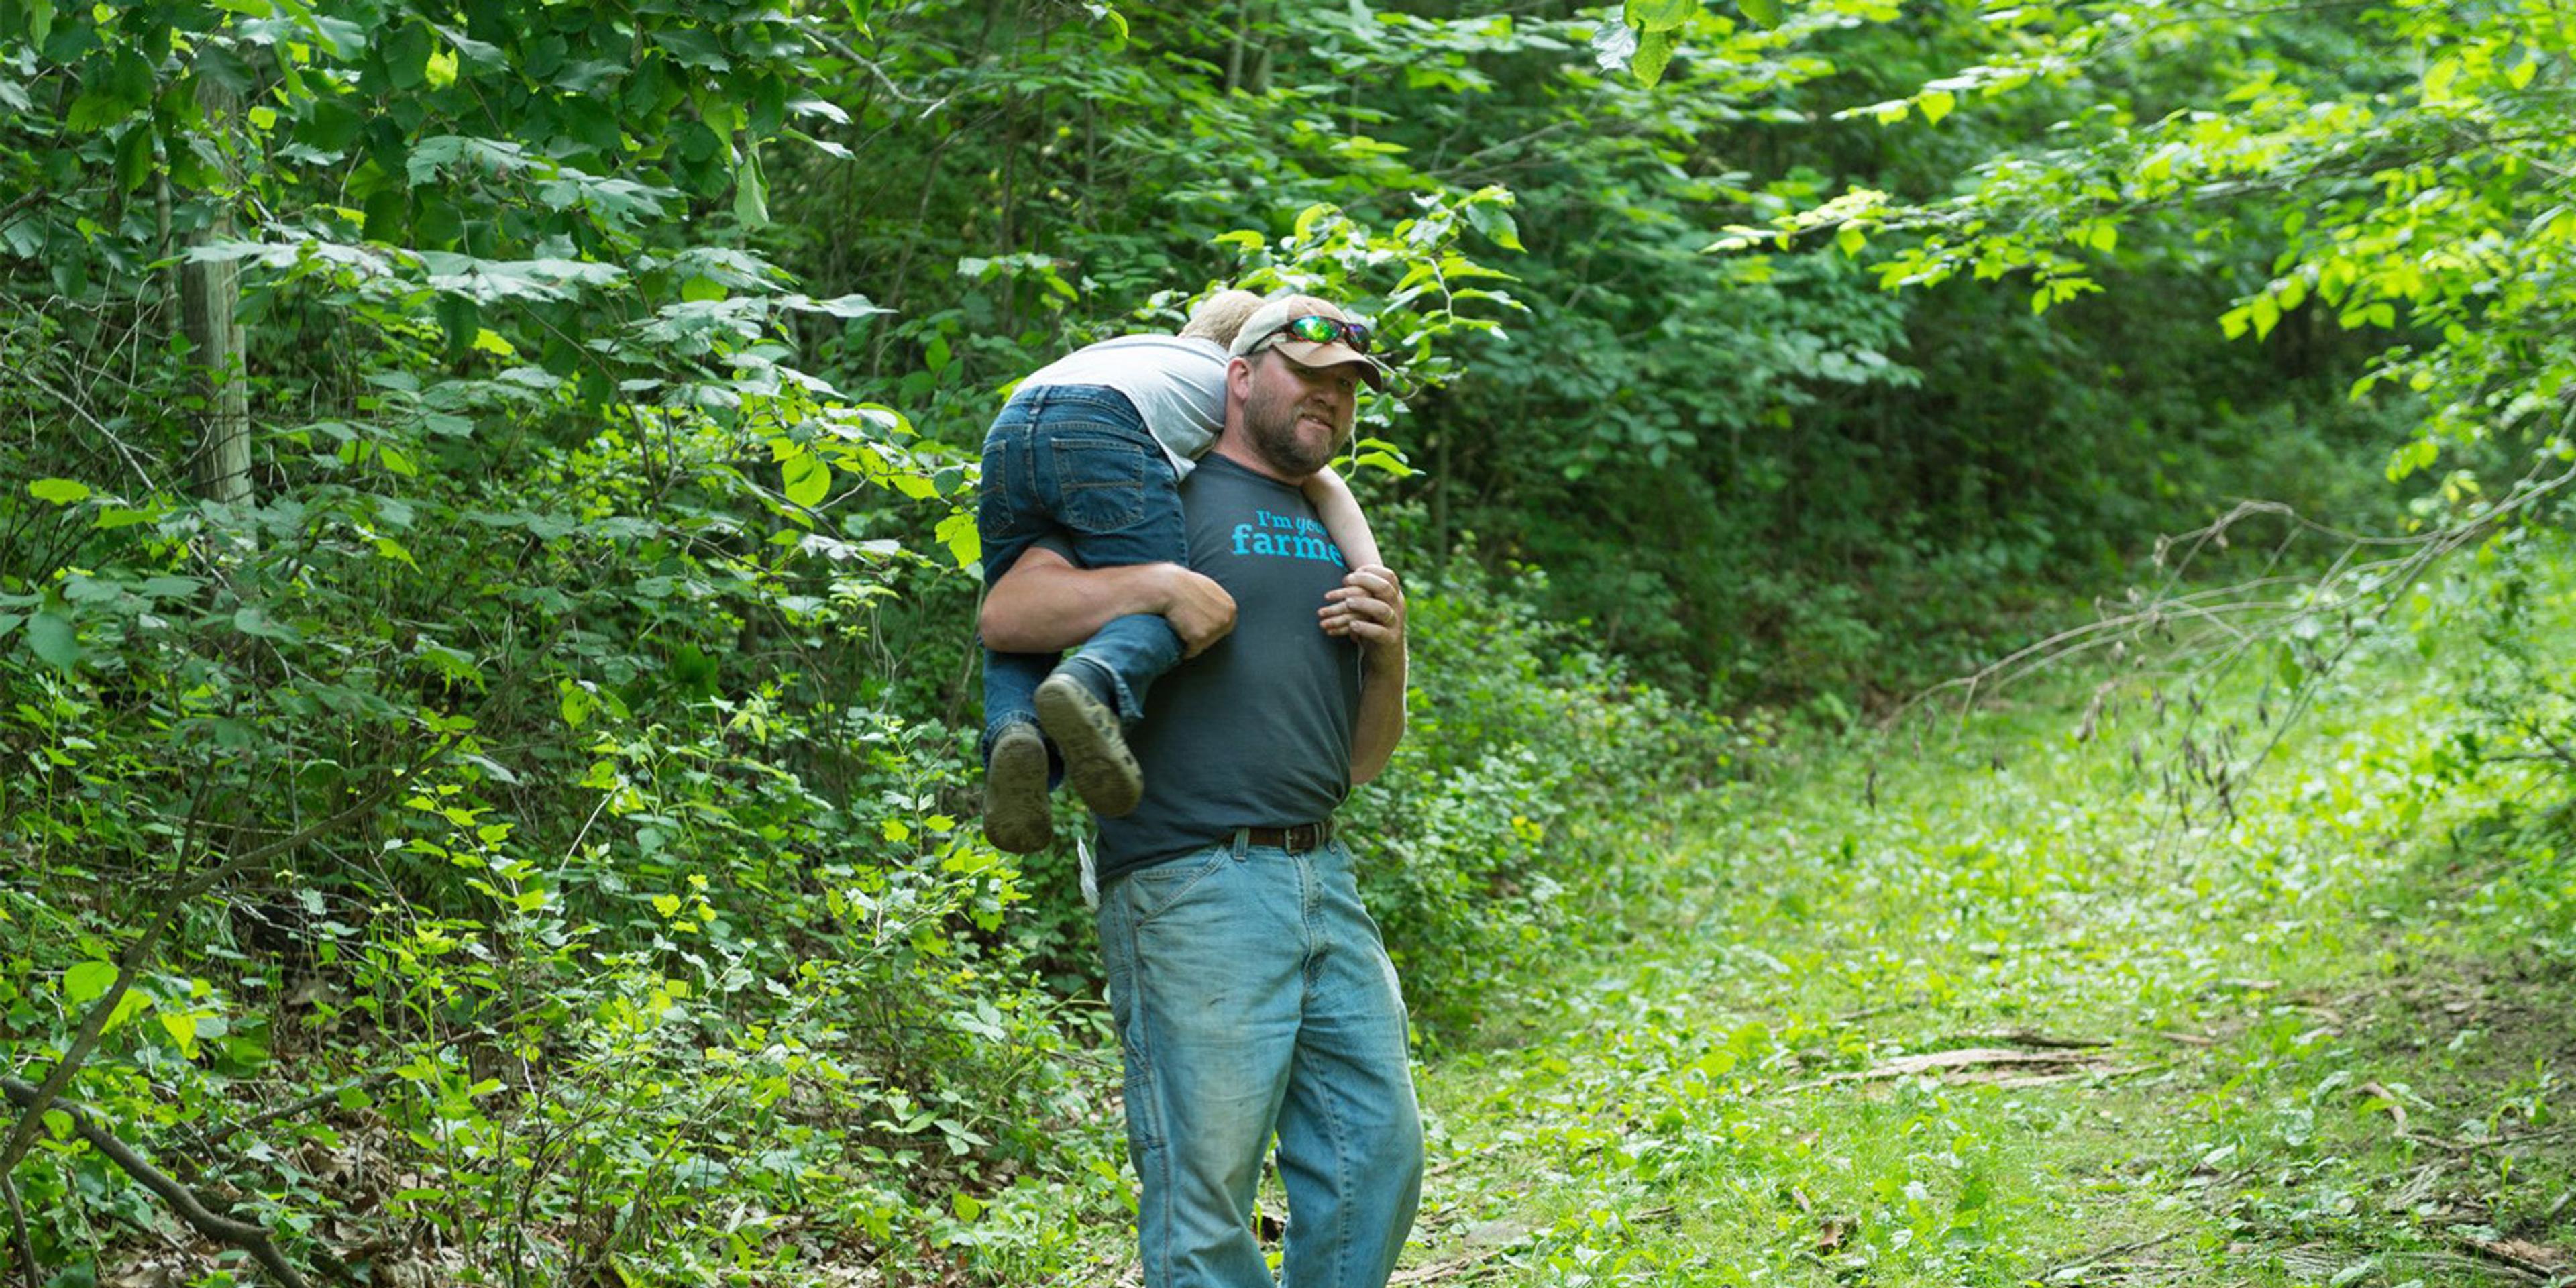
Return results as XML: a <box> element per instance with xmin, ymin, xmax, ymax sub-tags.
<box><xmin>1241</xmin><ymin>820</ymin><xmax>1336</xmax><ymax>853</ymax></box>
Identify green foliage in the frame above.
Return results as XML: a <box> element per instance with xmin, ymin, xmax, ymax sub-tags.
<box><xmin>1407</xmin><ymin>564</ymin><xmax>2576</xmax><ymax>1283</ymax></box>
<box><xmin>1719</xmin><ymin>0</ymin><xmax>2576</xmax><ymax>492</ymax></box>
<box><xmin>7</xmin><ymin>0</ymin><xmax>2571</xmax><ymax>1281</ymax></box>
<box><xmin>1342</xmin><ymin>561</ymin><xmax>1762</xmax><ymax>1034</ymax></box>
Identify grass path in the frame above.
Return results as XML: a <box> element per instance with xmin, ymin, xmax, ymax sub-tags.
<box><xmin>1399</xmin><ymin>631</ymin><xmax>2576</xmax><ymax>1287</ymax></box>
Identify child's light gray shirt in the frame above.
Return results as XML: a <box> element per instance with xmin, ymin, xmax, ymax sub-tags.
<box><xmin>1018</xmin><ymin>335</ymin><xmax>1228</xmax><ymax>479</ymax></box>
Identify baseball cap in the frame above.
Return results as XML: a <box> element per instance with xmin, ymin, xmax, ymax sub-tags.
<box><xmin>1228</xmin><ymin>294</ymin><xmax>1393</xmax><ymax>392</ymax></box>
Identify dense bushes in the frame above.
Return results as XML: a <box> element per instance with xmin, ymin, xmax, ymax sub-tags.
<box><xmin>1342</xmin><ymin>562</ymin><xmax>1760</xmax><ymax>1031</ymax></box>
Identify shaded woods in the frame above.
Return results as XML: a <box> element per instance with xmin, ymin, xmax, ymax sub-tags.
<box><xmin>4</xmin><ymin>0</ymin><xmax>2573</xmax><ymax>1283</ymax></box>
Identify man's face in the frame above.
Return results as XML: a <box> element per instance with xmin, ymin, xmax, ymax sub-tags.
<box><xmin>1237</xmin><ymin>350</ymin><xmax>1362</xmax><ymax>479</ymax></box>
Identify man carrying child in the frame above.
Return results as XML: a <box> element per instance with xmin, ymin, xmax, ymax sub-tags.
<box><xmin>979</xmin><ymin>293</ymin><xmax>1421</xmax><ymax>1287</ymax></box>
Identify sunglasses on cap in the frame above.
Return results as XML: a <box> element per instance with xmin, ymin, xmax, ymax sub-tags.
<box><xmin>1250</xmin><ymin>313</ymin><xmax>1375</xmax><ymax>356</ymax></box>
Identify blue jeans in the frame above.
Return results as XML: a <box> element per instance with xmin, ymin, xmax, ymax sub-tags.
<box><xmin>978</xmin><ymin>384</ymin><xmax>1188</xmax><ymax>763</ymax></box>
<box><xmin>1095</xmin><ymin>835</ymin><xmax>1423</xmax><ymax>1287</ymax></box>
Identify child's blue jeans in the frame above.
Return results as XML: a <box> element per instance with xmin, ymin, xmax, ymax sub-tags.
<box><xmin>977</xmin><ymin>384</ymin><xmax>1188</xmax><ymax>767</ymax></box>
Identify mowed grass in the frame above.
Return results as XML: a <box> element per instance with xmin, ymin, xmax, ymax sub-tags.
<box><xmin>1404</xmin><ymin>586</ymin><xmax>2576</xmax><ymax>1287</ymax></box>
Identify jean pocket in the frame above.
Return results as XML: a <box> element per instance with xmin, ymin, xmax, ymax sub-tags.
<box><xmin>1124</xmin><ymin>847</ymin><xmax>1231</xmax><ymax>925</ymax></box>
<box><xmin>1051</xmin><ymin>435</ymin><xmax>1154</xmax><ymax>533</ymax></box>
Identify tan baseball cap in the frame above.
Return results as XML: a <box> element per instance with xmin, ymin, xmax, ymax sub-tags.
<box><xmin>1228</xmin><ymin>294</ymin><xmax>1393</xmax><ymax>391</ymax></box>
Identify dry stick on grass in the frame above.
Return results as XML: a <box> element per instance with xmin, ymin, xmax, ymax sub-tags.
<box><xmin>2</xmin><ymin>1077</ymin><xmax>313</xmax><ymax>1288</ymax></box>
<box><xmin>2031</xmin><ymin>1230</ymin><xmax>2186</xmax><ymax>1283</ymax></box>
<box><xmin>1778</xmin><ymin>1046</ymin><xmax>2119</xmax><ymax>1095</ymax></box>
<box><xmin>2450</xmin><ymin>1234</ymin><xmax>2569</xmax><ymax>1281</ymax></box>
<box><xmin>1944</xmin><ymin>1028</ymin><xmax>2112</xmax><ymax>1050</ymax></box>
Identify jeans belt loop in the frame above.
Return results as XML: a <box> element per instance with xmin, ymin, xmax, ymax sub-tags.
<box><xmin>1231</xmin><ymin>827</ymin><xmax>1250</xmax><ymax>861</ymax></box>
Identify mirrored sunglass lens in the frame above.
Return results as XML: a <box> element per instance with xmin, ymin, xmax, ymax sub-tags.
<box><xmin>1286</xmin><ymin>315</ymin><xmax>1338</xmax><ymax>343</ymax></box>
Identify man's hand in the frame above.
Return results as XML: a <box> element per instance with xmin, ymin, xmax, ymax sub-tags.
<box><xmin>1319</xmin><ymin>564</ymin><xmax>1405</xmax><ymax>659</ymax></box>
<box><xmin>1332</xmin><ymin>564</ymin><xmax>1409</xmax><ymax>784</ymax></box>
<box><xmin>1163</xmin><ymin>564</ymin><xmax>1238</xmax><ymax>657</ymax></box>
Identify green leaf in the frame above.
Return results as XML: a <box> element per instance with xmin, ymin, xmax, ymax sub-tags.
<box><xmin>26</xmin><ymin>612</ymin><xmax>78</xmax><ymax>670</ymax></box>
<box><xmin>62</xmin><ymin>959</ymin><xmax>119</xmax><ymax>1005</ymax></box>
<box><xmin>653</xmin><ymin>27</ymin><xmax>729</xmax><ymax>70</ymax></box>
<box><xmin>1354</xmin><ymin>450</ymin><xmax>1416</xmax><ymax>478</ymax></box>
<box><xmin>1624</xmin><ymin>0</ymin><xmax>1697</xmax><ymax>32</ymax></box>
<box><xmin>936</xmin><ymin>509</ymin><xmax>980</xmax><ymax>570</ymax></box>
<box><xmin>1632</xmin><ymin>26</ymin><xmax>1678</xmax><ymax>87</ymax></box>
<box><xmin>115</xmin><ymin>121</ymin><xmax>154</xmax><ymax>192</ymax></box>
<box><xmin>384</xmin><ymin>22</ymin><xmax>432</xmax><ymax>89</ymax></box>
<box><xmin>1738</xmin><ymin>0</ymin><xmax>1782</xmax><ymax>27</ymax></box>
<box><xmin>1918</xmin><ymin>90</ymin><xmax>1954</xmax><ymax>125</ymax></box>
<box><xmin>781</xmin><ymin>451</ymin><xmax>830</xmax><ymax>508</ymax></box>
<box><xmin>64</xmin><ymin>87</ymin><xmax>136</xmax><ymax>132</ymax></box>
<box><xmin>734</xmin><ymin>146</ymin><xmax>769</xmax><ymax>229</ymax></box>
<box><xmin>28</xmin><ymin>478</ymin><xmax>90</xmax><ymax>504</ymax></box>
<box><xmin>1464</xmin><ymin>199</ymin><xmax>1523</xmax><ymax>252</ymax></box>
<box><xmin>234</xmin><ymin>606</ymin><xmax>303</xmax><ymax>641</ymax></box>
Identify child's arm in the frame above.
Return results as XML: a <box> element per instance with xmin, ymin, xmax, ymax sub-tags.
<box><xmin>1302</xmin><ymin>464</ymin><xmax>1383</xmax><ymax>572</ymax></box>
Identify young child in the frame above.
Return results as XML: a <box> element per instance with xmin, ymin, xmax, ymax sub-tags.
<box><xmin>977</xmin><ymin>290</ymin><xmax>1389</xmax><ymax>853</ymax></box>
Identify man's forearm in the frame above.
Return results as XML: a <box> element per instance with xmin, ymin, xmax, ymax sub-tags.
<box><xmin>1350</xmin><ymin>643</ymin><xmax>1407</xmax><ymax>785</ymax></box>
<box><xmin>981</xmin><ymin>555</ymin><xmax>1181</xmax><ymax>653</ymax></box>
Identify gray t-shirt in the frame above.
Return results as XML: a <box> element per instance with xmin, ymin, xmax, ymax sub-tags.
<box><xmin>1093</xmin><ymin>453</ymin><xmax>1363</xmax><ymax>883</ymax></box>
<box><xmin>1017</xmin><ymin>335</ymin><xmax>1226</xmax><ymax>479</ymax></box>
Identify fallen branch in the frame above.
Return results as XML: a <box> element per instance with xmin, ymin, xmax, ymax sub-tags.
<box><xmin>1946</xmin><ymin>1029</ymin><xmax>2111</xmax><ymax>1050</ymax></box>
<box><xmin>2031</xmin><ymin>1230</ymin><xmax>2184</xmax><ymax>1282</ymax></box>
<box><xmin>2398</xmin><ymin>1247</ymin><xmax>2548</xmax><ymax>1284</ymax></box>
<box><xmin>1780</xmin><ymin>1046</ymin><xmax>2118</xmax><ymax>1094</ymax></box>
<box><xmin>2</xmin><ymin>1077</ymin><xmax>313</xmax><ymax>1288</ymax></box>
<box><xmin>2353</xmin><ymin>1081</ymin><xmax>2409</xmax><ymax>1134</ymax></box>
<box><xmin>2398</xmin><ymin>1124</ymin><xmax>2576</xmax><ymax>1155</ymax></box>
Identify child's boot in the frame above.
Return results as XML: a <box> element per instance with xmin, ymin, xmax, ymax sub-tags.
<box><xmin>1035</xmin><ymin>665</ymin><xmax>1143</xmax><ymax>817</ymax></box>
<box><xmin>983</xmin><ymin>723</ymin><xmax>1053</xmax><ymax>853</ymax></box>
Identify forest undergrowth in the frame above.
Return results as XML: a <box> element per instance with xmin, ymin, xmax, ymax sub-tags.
<box><xmin>1374</xmin><ymin>544</ymin><xmax>2576</xmax><ymax>1288</ymax></box>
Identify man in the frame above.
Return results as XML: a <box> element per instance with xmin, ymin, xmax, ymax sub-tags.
<box><xmin>979</xmin><ymin>294</ymin><xmax>1420</xmax><ymax>1287</ymax></box>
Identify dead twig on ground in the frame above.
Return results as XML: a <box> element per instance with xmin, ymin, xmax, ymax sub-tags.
<box><xmin>2353</xmin><ymin>1081</ymin><xmax>2409</xmax><ymax>1134</ymax></box>
<box><xmin>1779</xmin><ymin>1046</ymin><xmax>2121</xmax><ymax>1094</ymax></box>
<box><xmin>2032</xmin><ymin>1230</ymin><xmax>2186</xmax><ymax>1282</ymax></box>
<box><xmin>1947</xmin><ymin>1028</ymin><xmax>2112</xmax><ymax>1049</ymax></box>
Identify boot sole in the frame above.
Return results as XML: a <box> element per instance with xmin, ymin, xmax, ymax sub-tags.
<box><xmin>983</xmin><ymin>727</ymin><xmax>1054</xmax><ymax>853</ymax></box>
<box><xmin>1036</xmin><ymin>672</ymin><xmax>1143</xmax><ymax>818</ymax></box>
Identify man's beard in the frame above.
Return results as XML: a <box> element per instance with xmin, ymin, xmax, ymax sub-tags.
<box><xmin>1244</xmin><ymin>390</ymin><xmax>1344</xmax><ymax>479</ymax></box>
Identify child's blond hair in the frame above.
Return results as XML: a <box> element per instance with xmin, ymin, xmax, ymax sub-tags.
<box><xmin>1178</xmin><ymin>289</ymin><xmax>1266</xmax><ymax>347</ymax></box>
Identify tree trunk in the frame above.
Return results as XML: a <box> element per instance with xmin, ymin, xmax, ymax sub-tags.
<box><xmin>183</xmin><ymin>80</ymin><xmax>251</xmax><ymax>505</ymax></box>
